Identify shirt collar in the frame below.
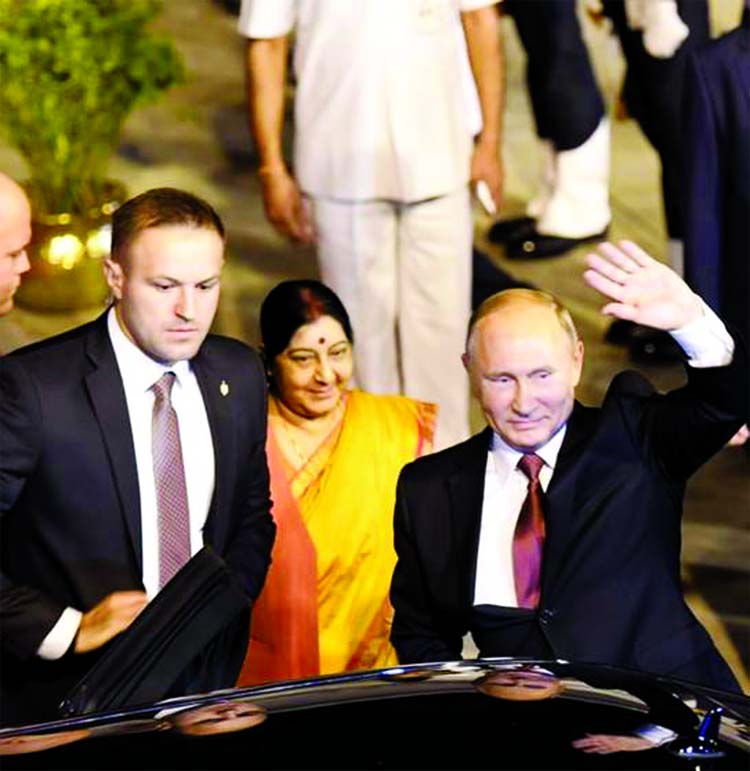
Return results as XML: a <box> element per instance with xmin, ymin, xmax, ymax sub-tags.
<box><xmin>490</xmin><ymin>422</ymin><xmax>568</xmax><ymax>483</ymax></box>
<box><xmin>107</xmin><ymin>306</ymin><xmax>192</xmax><ymax>395</ymax></box>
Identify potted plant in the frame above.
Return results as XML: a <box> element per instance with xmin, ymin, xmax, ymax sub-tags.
<box><xmin>0</xmin><ymin>0</ymin><xmax>184</xmax><ymax>310</ymax></box>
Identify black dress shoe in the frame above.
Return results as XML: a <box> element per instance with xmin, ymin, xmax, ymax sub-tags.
<box><xmin>506</xmin><ymin>227</ymin><xmax>608</xmax><ymax>259</ymax></box>
<box><xmin>472</xmin><ymin>247</ymin><xmax>535</xmax><ymax>309</ymax></box>
<box><xmin>604</xmin><ymin>319</ymin><xmax>637</xmax><ymax>346</ymax></box>
<box><xmin>487</xmin><ymin>216</ymin><xmax>535</xmax><ymax>245</ymax></box>
<box><xmin>628</xmin><ymin>327</ymin><xmax>686</xmax><ymax>364</ymax></box>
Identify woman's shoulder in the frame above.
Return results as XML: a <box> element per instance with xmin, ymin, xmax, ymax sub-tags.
<box><xmin>348</xmin><ymin>389</ymin><xmax>435</xmax><ymax>416</ymax></box>
<box><xmin>347</xmin><ymin>390</ymin><xmax>437</xmax><ymax>455</ymax></box>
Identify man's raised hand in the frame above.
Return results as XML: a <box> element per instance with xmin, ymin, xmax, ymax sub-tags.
<box><xmin>584</xmin><ymin>240</ymin><xmax>702</xmax><ymax>331</ymax></box>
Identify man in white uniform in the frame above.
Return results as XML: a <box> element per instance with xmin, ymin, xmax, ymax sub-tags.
<box><xmin>238</xmin><ymin>0</ymin><xmax>503</xmax><ymax>449</ymax></box>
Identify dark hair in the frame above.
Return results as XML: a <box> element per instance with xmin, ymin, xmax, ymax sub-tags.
<box><xmin>260</xmin><ymin>280</ymin><xmax>354</xmax><ymax>364</ymax></box>
<box><xmin>111</xmin><ymin>187</ymin><xmax>225</xmax><ymax>265</ymax></box>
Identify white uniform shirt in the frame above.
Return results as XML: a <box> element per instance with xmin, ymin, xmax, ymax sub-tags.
<box><xmin>238</xmin><ymin>0</ymin><xmax>493</xmax><ymax>202</ymax></box>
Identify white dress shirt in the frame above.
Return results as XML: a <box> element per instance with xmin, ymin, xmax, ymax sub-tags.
<box><xmin>238</xmin><ymin>0</ymin><xmax>491</xmax><ymax>202</ymax></box>
<box><xmin>37</xmin><ymin>309</ymin><xmax>215</xmax><ymax>659</ymax></box>
<box><xmin>107</xmin><ymin>308</ymin><xmax>215</xmax><ymax>599</ymax></box>
<box><xmin>473</xmin><ymin>427</ymin><xmax>566</xmax><ymax>608</ymax></box>
<box><xmin>472</xmin><ymin>301</ymin><xmax>735</xmax><ymax>609</ymax></box>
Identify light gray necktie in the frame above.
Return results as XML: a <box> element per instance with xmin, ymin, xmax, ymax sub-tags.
<box><xmin>151</xmin><ymin>372</ymin><xmax>190</xmax><ymax>588</ymax></box>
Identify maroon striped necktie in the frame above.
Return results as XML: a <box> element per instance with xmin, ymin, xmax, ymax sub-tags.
<box><xmin>151</xmin><ymin>372</ymin><xmax>191</xmax><ymax>589</ymax></box>
<box><xmin>514</xmin><ymin>453</ymin><xmax>546</xmax><ymax>609</ymax></box>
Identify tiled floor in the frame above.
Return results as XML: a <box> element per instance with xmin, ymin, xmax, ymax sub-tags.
<box><xmin>1</xmin><ymin>0</ymin><xmax>747</xmax><ymax>690</ymax></box>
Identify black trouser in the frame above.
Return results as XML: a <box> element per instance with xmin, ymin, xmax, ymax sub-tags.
<box><xmin>505</xmin><ymin>0</ymin><xmax>605</xmax><ymax>151</ymax></box>
<box><xmin>603</xmin><ymin>0</ymin><xmax>709</xmax><ymax>238</ymax></box>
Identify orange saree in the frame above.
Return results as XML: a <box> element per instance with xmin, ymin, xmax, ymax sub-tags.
<box><xmin>237</xmin><ymin>390</ymin><xmax>436</xmax><ymax>685</ymax></box>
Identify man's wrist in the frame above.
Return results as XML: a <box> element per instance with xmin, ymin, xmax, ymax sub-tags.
<box><xmin>474</xmin><ymin>131</ymin><xmax>500</xmax><ymax>149</ymax></box>
<box><xmin>669</xmin><ymin>298</ymin><xmax>735</xmax><ymax>367</ymax></box>
<box><xmin>677</xmin><ymin>292</ymin><xmax>704</xmax><ymax>328</ymax></box>
<box><xmin>257</xmin><ymin>162</ymin><xmax>289</xmax><ymax>179</ymax></box>
<box><xmin>37</xmin><ymin>607</ymin><xmax>83</xmax><ymax>660</ymax></box>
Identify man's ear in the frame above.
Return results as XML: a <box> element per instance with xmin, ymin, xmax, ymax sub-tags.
<box><xmin>103</xmin><ymin>258</ymin><xmax>124</xmax><ymax>300</ymax></box>
<box><xmin>572</xmin><ymin>339</ymin><xmax>585</xmax><ymax>387</ymax></box>
<box><xmin>462</xmin><ymin>351</ymin><xmax>482</xmax><ymax>398</ymax></box>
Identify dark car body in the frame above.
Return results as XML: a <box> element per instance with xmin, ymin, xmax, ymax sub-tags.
<box><xmin>0</xmin><ymin>659</ymin><xmax>748</xmax><ymax>769</ymax></box>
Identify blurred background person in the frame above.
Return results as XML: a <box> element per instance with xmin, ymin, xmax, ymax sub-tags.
<box><xmin>600</xmin><ymin>0</ymin><xmax>711</xmax><ymax>362</ymax></box>
<box><xmin>682</xmin><ymin>7</ymin><xmax>749</xmax><ymax>443</ymax></box>
<box><xmin>237</xmin><ymin>280</ymin><xmax>436</xmax><ymax>685</ymax></box>
<box><xmin>604</xmin><ymin>0</ymin><xmax>709</xmax><ymax>273</ymax></box>
<box><xmin>0</xmin><ymin>172</ymin><xmax>31</xmax><ymax>318</ymax></box>
<box><xmin>238</xmin><ymin>0</ymin><xmax>503</xmax><ymax>450</ymax></box>
<box><xmin>488</xmin><ymin>0</ymin><xmax>610</xmax><ymax>259</ymax></box>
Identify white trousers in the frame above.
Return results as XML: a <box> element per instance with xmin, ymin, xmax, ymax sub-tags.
<box><xmin>527</xmin><ymin>116</ymin><xmax>611</xmax><ymax>238</ymax></box>
<box><xmin>311</xmin><ymin>187</ymin><xmax>472</xmax><ymax>450</ymax></box>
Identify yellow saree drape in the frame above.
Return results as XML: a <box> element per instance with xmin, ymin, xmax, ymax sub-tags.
<box><xmin>238</xmin><ymin>390</ymin><xmax>436</xmax><ymax>685</ymax></box>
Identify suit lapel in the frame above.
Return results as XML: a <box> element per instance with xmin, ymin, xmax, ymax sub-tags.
<box><xmin>735</xmin><ymin>32</ymin><xmax>750</xmax><ymax>113</ymax></box>
<box><xmin>83</xmin><ymin>314</ymin><xmax>142</xmax><ymax>573</ymax></box>
<box><xmin>192</xmin><ymin>344</ymin><xmax>235</xmax><ymax>551</ymax></box>
<box><xmin>447</xmin><ymin>428</ymin><xmax>492</xmax><ymax>609</ymax></box>
<box><xmin>549</xmin><ymin>402</ymin><xmax>595</xmax><ymax>483</ymax></box>
<box><xmin>542</xmin><ymin>402</ymin><xmax>598</xmax><ymax>598</ymax></box>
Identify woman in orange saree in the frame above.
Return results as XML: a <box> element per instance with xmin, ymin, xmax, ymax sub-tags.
<box><xmin>237</xmin><ymin>280</ymin><xmax>436</xmax><ymax>685</ymax></box>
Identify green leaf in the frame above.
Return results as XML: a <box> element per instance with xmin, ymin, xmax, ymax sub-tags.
<box><xmin>0</xmin><ymin>0</ymin><xmax>184</xmax><ymax>215</ymax></box>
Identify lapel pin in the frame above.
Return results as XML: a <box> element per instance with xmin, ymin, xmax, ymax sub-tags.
<box><xmin>219</xmin><ymin>380</ymin><xmax>230</xmax><ymax>397</ymax></box>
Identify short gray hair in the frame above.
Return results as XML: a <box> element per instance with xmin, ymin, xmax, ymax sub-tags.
<box><xmin>465</xmin><ymin>288</ymin><xmax>579</xmax><ymax>353</ymax></box>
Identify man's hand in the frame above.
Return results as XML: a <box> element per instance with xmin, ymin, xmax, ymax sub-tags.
<box><xmin>728</xmin><ymin>424</ymin><xmax>749</xmax><ymax>447</ymax></box>
<box><xmin>74</xmin><ymin>591</ymin><xmax>148</xmax><ymax>653</ymax></box>
<box><xmin>584</xmin><ymin>240</ymin><xmax>703</xmax><ymax>330</ymax></box>
<box><xmin>258</xmin><ymin>167</ymin><xmax>315</xmax><ymax>244</ymax></box>
<box><xmin>573</xmin><ymin>733</ymin><xmax>655</xmax><ymax>754</ymax></box>
<box><xmin>470</xmin><ymin>139</ymin><xmax>504</xmax><ymax>214</ymax></box>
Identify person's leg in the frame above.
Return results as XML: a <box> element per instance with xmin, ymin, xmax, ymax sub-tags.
<box><xmin>535</xmin><ymin>116</ymin><xmax>611</xmax><ymax>239</ymax></box>
<box><xmin>491</xmin><ymin>0</ymin><xmax>606</xmax><ymax>247</ymax></box>
<box><xmin>398</xmin><ymin>187</ymin><xmax>472</xmax><ymax>450</ymax></box>
<box><xmin>311</xmin><ymin>197</ymin><xmax>401</xmax><ymax>394</ymax></box>
<box><xmin>507</xmin><ymin>0</ymin><xmax>604</xmax><ymax>150</ymax></box>
<box><xmin>600</xmin><ymin>0</ymin><xmax>709</xmax><ymax>359</ymax></box>
<box><xmin>525</xmin><ymin>140</ymin><xmax>555</xmax><ymax>221</ymax></box>
<box><xmin>604</xmin><ymin>0</ymin><xmax>709</xmax><ymax>244</ymax></box>
<box><xmin>502</xmin><ymin>0</ymin><xmax>609</xmax><ymax>255</ymax></box>
<box><xmin>506</xmin><ymin>116</ymin><xmax>611</xmax><ymax>258</ymax></box>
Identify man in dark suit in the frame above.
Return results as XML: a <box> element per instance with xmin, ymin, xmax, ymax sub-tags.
<box><xmin>0</xmin><ymin>188</ymin><xmax>276</xmax><ymax>724</ymax></box>
<box><xmin>390</xmin><ymin>240</ymin><xmax>747</xmax><ymax>692</ymax></box>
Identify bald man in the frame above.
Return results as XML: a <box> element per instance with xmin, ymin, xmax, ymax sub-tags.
<box><xmin>390</xmin><ymin>241</ymin><xmax>747</xmax><ymax>692</ymax></box>
<box><xmin>0</xmin><ymin>174</ymin><xmax>31</xmax><ymax>317</ymax></box>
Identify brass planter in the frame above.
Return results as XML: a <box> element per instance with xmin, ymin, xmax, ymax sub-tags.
<box><xmin>15</xmin><ymin>182</ymin><xmax>126</xmax><ymax>312</ymax></box>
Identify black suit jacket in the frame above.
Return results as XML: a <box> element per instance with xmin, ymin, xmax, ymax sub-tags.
<box><xmin>683</xmin><ymin>24</ymin><xmax>750</xmax><ymax>383</ymax></box>
<box><xmin>0</xmin><ymin>313</ymin><xmax>275</xmax><ymax>723</ymax></box>
<box><xmin>391</xmin><ymin>344</ymin><xmax>747</xmax><ymax>691</ymax></box>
